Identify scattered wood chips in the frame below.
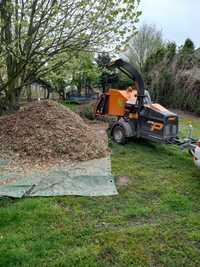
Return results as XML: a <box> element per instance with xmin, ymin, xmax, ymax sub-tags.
<box><xmin>0</xmin><ymin>100</ymin><xmax>109</xmax><ymax>166</ymax></box>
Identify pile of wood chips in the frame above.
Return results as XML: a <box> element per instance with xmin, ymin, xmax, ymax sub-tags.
<box><xmin>0</xmin><ymin>100</ymin><xmax>109</xmax><ymax>164</ymax></box>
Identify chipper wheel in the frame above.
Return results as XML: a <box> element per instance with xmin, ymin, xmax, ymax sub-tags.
<box><xmin>112</xmin><ymin>125</ymin><xmax>126</xmax><ymax>145</ymax></box>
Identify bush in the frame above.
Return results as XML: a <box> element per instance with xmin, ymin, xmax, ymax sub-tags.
<box><xmin>78</xmin><ymin>104</ymin><xmax>95</xmax><ymax>120</ymax></box>
<box><xmin>143</xmin><ymin>47</ymin><xmax>166</xmax><ymax>73</ymax></box>
<box><xmin>166</xmin><ymin>42</ymin><xmax>176</xmax><ymax>59</ymax></box>
<box><xmin>177</xmin><ymin>39</ymin><xmax>195</xmax><ymax>67</ymax></box>
<box><xmin>181</xmin><ymin>38</ymin><xmax>195</xmax><ymax>54</ymax></box>
<box><xmin>142</xmin><ymin>38</ymin><xmax>200</xmax><ymax>114</ymax></box>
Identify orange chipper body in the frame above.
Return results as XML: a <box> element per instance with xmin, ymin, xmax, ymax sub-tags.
<box><xmin>106</xmin><ymin>89</ymin><xmax>137</xmax><ymax>116</ymax></box>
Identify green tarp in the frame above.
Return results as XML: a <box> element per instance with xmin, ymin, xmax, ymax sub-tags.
<box><xmin>0</xmin><ymin>157</ymin><xmax>118</xmax><ymax>198</ymax></box>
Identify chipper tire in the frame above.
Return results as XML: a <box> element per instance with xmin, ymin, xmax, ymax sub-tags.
<box><xmin>112</xmin><ymin>125</ymin><xmax>126</xmax><ymax>145</ymax></box>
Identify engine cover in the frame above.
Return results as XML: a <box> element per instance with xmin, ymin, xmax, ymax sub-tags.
<box><xmin>139</xmin><ymin>104</ymin><xmax>178</xmax><ymax>143</ymax></box>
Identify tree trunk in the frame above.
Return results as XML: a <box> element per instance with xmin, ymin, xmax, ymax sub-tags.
<box><xmin>46</xmin><ymin>88</ymin><xmax>50</xmax><ymax>99</ymax></box>
<box><xmin>5</xmin><ymin>83</ymin><xmax>21</xmax><ymax>112</ymax></box>
<box><xmin>26</xmin><ymin>84</ymin><xmax>32</xmax><ymax>102</ymax></box>
<box><xmin>77</xmin><ymin>83</ymin><xmax>82</xmax><ymax>96</ymax></box>
<box><xmin>2</xmin><ymin>74</ymin><xmax>22</xmax><ymax>113</ymax></box>
<box><xmin>1</xmin><ymin>0</ymin><xmax>20</xmax><ymax>112</ymax></box>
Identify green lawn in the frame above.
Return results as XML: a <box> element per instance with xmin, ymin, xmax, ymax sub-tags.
<box><xmin>0</xmin><ymin>116</ymin><xmax>200</xmax><ymax>267</ymax></box>
<box><xmin>61</xmin><ymin>101</ymin><xmax>79</xmax><ymax>111</ymax></box>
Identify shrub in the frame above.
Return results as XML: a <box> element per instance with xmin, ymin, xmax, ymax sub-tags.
<box><xmin>166</xmin><ymin>42</ymin><xmax>176</xmax><ymax>59</ymax></box>
<box><xmin>181</xmin><ymin>38</ymin><xmax>195</xmax><ymax>54</ymax></box>
<box><xmin>78</xmin><ymin>104</ymin><xmax>95</xmax><ymax>120</ymax></box>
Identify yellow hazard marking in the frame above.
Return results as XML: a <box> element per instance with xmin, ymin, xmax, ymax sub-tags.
<box><xmin>118</xmin><ymin>99</ymin><xmax>124</xmax><ymax>108</ymax></box>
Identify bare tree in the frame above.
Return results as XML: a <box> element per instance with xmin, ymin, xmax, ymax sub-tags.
<box><xmin>126</xmin><ymin>23</ymin><xmax>163</xmax><ymax>72</ymax></box>
<box><xmin>0</xmin><ymin>0</ymin><xmax>141</xmax><ymax>112</ymax></box>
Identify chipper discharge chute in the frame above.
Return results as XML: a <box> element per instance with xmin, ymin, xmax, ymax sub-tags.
<box><xmin>95</xmin><ymin>58</ymin><xmax>199</xmax><ymax>166</ymax></box>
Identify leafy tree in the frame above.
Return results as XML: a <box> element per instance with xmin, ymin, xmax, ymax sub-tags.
<box><xmin>96</xmin><ymin>53</ymin><xmax>111</xmax><ymax>69</ymax></box>
<box><xmin>0</xmin><ymin>0</ymin><xmax>141</xmax><ymax>113</ymax></box>
<box><xmin>126</xmin><ymin>23</ymin><xmax>164</xmax><ymax>72</ymax></box>
<box><xmin>96</xmin><ymin>52</ymin><xmax>133</xmax><ymax>92</ymax></box>
<box><xmin>166</xmin><ymin>42</ymin><xmax>177</xmax><ymax>59</ymax></box>
<box><xmin>143</xmin><ymin>46</ymin><xmax>167</xmax><ymax>74</ymax></box>
<box><xmin>143</xmin><ymin>38</ymin><xmax>200</xmax><ymax>113</ymax></box>
<box><xmin>96</xmin><ymin>52</ymin><xmax>111</xmax><ymax>92</ymax></box>
<box><xmin>70</xmin><ymin>53</ymin><xmax>99</xmax><ymax>96</ymax></box>
<box><xmin>180</xmin><ymin>38</ymin><xmax>195</xmax><ymax>54</ymax></box>
<box><xmin>178</xmin><ymin>38</ymin><xmax>195</xmax><ymax>67</ymax></box>
<box><xmin>44</xmin><ymin>52</ymin><xmax>99</xmax><ymax>98</ymax></box>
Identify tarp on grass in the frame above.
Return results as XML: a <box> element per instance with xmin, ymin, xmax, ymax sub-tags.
<box><xmin>0</xmin><ymin>157</ymin><xmax>118</xmax><ymax>198</ymax></box>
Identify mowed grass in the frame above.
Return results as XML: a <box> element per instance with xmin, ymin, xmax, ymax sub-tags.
<box><xmin>0</xmin><ymin>115</ymin><xmax>200</xmax><ymax>266</ymax></box>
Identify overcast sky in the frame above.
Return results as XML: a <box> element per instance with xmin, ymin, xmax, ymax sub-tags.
<box><xmin>138</xmin><ymin>0</ymin><xmax>200</xmax><ymax>48</ymax></box>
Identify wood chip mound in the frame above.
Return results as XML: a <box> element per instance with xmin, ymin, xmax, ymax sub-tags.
<box><xmin>0</xmin><ymin>100</ymin><xmax>109</xmax><ymax>162</ymax></box>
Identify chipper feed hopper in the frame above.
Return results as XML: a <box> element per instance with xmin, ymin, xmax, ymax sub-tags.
<box><xmin>95</xmin><ymin>59</ymin><xmax>198</xmax><ymax>159</ymax></box>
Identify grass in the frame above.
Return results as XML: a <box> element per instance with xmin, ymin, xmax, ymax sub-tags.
<box><xmin>61</xmin><ymin>101</ymin><xmax>79</xmax><ymax>111</ymax></box>
<box><xmin>0</xmin><ymin>115</ymin><xmax>200</xmax><ymax>266</ymax></box>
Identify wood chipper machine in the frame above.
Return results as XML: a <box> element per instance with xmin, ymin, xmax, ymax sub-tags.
<box><xmin>94</xmin><ymin>59</ymin><xmax>199</xmax><ymax>162</ymax></box>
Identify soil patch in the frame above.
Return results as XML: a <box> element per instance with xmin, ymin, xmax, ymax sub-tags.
<box><xmin>117</xmin><ymin>176</ymin><xmax>130</xmax><ymax>187</ymax></box>
<box><xmin>172</xmin><ymin>109</ymin><xmax>200</xmax><ymax>122</ymax></box>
